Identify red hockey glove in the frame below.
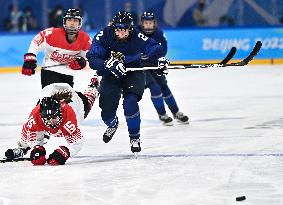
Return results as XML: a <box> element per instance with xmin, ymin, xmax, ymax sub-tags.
<box><xmin>22</xmin><ymin>53</ymin><xmax>37</xmax><ymax>76</ymax></box>
<box><xmin>30</xmin><ymin>145</ymin><xmax>46</xmax><ymax>165</ymax></box>
<box><xmin>47</xmin><ymin>146</ymin><xmax>70</xmax><ymax>165</ymax></box>
<box><xmin>69</xmin><ymin>56</ymin><xmax>87</xmax><ymax>70</ymax></box>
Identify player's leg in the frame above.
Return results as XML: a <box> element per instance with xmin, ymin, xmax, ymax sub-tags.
<box><xmin>81</xmin><ymin>75</ymin><xmax>100</xmax><ymax>118</ymax></box>
<box><xmin>122</xmin><ymin>71</ymin><xmax>144</xmax><ymax>152</ymax></box>
<box><xmin>145</xmin><ymin>71</ymin><xmax>173</xmax><ymax>125</ymax></box>
<box><xmin>153</xmin><ymin>73</ymin><xmax>189</xmax><ymax>123</ymax></box>
<box><xmin>99</xmin><ymin>76</ymin><xmax>121</xmax><ymax>143</ymax></box>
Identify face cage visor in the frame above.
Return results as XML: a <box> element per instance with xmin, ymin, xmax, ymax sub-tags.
<box><xmin>41</xmin><ymin>112</ymin><xmax>62</xmax><ymax>129</ymax></box>
<box><xmin>63</xmin><ymin>16</ymin><xmax>82</xmax><ymax>35</ymax></box>
<box><xmin>141</xmin><ymin>19</ymin><xmax>156</xmax><ymax>35</ymax></box>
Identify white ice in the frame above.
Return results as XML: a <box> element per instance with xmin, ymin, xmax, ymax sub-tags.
<box><xmin>0</xmin><ymin>65</ymin><xmax>283</xmax><ymax>205</ymax></box>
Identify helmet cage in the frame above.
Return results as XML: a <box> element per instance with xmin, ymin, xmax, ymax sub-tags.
<box><xmin>141</xmin><ymin>12</ymin><xmax>156</xmax><ymax>35</ymax></box>
<box><xmin>112</xmin><ymin>11</ymin><xmax>134</xmax><ymax>31</ymax></box>
<box><xmin>63</xmin><ymin>8</ymin><xmax>83</xmax><ymax>35</ymax></box>
<box><xmin>40</xmin><ymin>97</ymin><xmax>63</xmax><ymax>129</ymax></box>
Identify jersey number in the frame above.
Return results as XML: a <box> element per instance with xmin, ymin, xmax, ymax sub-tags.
<box><xmin>44</xmin><ymin>28</ymin><xmax>53</xmax><ymax>37</ymax></box>
<box><xmin>138</xmin><ymin>33</ymin><xmax>148</xmax><ymax>41</ymax></box>
<box><xmin>63</xmin><ymin>121</ymin><xmax>76</xmax><ymax>134</ymax></box>
<box><xmin>96</xmin><ymin>31</ymin><xmax>104</xmax><ymax>41</ymax></box>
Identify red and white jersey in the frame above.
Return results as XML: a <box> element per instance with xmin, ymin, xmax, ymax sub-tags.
<box><xmin>21</xmin><ymin>102</ymin><xmax>83</xmax><ymax>157</ymax></box>
<box><xmin>28</xmin><ymin>27</ymin><xmax>92</xmax><ymax>76</ymax></box>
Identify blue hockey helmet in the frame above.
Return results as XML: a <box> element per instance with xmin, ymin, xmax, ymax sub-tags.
<box><xmin>141</xmin><ymin>11</ymin><xmax>157</xmax><ymax>35</ymax></box>
<box><xmin>112</xmin><ymin>11</ymin><xmax>134</xmax><ymax>30</ymax></box>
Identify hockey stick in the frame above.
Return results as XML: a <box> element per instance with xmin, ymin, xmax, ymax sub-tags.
<box><xmin>219</xmin><ymin>46</ymin><xmax>237</xmax><ymax>64</ymax></box>
<box><xmin>126</xmin><ymin>41</ymin><xmax>262</xmax><ymax>71</ymax></box>
<box><xmin>41</xmin><ymin>47</ymin><xmax>236</xmax><ymax>70</ymax></box>
<box><xmin>42</xmin><ymin>63</ymin><xmax>68</xmax><ymax>69</ymax></box>
<box><xmin>0</xmin><ymin>157</ymin><xmax>31</xmax><ymax>163</ymax></box>
<box><xmin>41</xmin><ymin>47</ymin><xmax>237</xmax><ymax>69</ymax></box>
<box><xmin>170</xmin><ymin>46</ymin><xmax>237</xmax><ymax>66</ymax></box>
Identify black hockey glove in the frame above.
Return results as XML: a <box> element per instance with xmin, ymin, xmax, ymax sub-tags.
<box><xmin>156</xmin><ymin>57</ymin><xmax>170</xmax><ymax>76</ymax></box>
<box><xmin>47</xmin><ymin>146</ymin><xmax>70</xmax><ymax>165</ymax></box>
<box><xmin>104</xmin><ymin>55</ymin><xmax>126</xmax><ymax>79</ymax></box>
<box><xmin>69</xmin><ymin>56</ymin><xmax>87</xmax><ymax>70</ymax></box>
<box><xmin>5</xmin><ymin>147</ymin><xmax>30</xmax><ymax>159</ymax></box>
<box><xmin>30</xmin><ymin>145</ymin><xmax>46</xmax><ymax>165</ymax></box>
<box><xmin>22</xmin><ymin>53</ymin><xmax>37</xmax><ymax>76</ymax></box>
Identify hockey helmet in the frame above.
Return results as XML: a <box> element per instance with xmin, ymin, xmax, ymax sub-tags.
<box><xmin>112</xmin><ymin>11</ymin><xmax>134</xmax><ymax>30</ymax></box>
<box><xmin>40</xmin><ymin>97</ymin><xmax>63</xmax><ymax>129</ymax></box>
<box><xmin>141</xmin><ymin>11</ymin><xmax>156</xmax><ymax>35</ymax></box>
<box><xmin>63</xmin><ymin>8</ymin><xmax>83</xmax><ymax>34</ymax></box>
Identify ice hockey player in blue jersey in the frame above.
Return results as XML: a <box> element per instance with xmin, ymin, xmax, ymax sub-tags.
<box><xmin>137</xmin><ymin>11</ymin><xmax>189</xmax><ymax>126</ymax></box>
<box><xmin>86</xmin><ymin>11</ymin><xmax>167</xmax><ymax>153</ymax></box>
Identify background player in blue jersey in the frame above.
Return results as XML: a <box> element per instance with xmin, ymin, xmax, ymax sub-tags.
<box><xmin>137</xmin><ymin>11</ymin><xmax>189</xmax><ymax>126</ymax></box>
<box><xmin>86</xmin><ymin>11</ymin><xmax>167</xmax><ymax>153</ymax></box>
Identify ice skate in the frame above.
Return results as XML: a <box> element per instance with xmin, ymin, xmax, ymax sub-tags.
<box><xmin>130</xmin><ymin>138</ymin><xmax>141</xmax><ymax>153</ymax></box>
<box><xmin>159</xmin><ymin>114</ymin><xmax>173</xmax><ymax>126</ymax></box>
<box><xmin>173</xmin><ymin>112</ymin><xmax>189</xmax><ymax>124</ymax></box>
<box><xmin>103</xmin><ymin>124</ymin><xmax>118</xmax><ymax>143</ymax></box>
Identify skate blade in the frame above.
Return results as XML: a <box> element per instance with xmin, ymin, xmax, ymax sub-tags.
<box><xmin>162</xmin><ymin>121</ymin><xmax>173</xmax><ymax>126</ymax></box>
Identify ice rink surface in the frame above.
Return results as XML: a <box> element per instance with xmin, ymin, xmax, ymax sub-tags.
<box><xmin>0</xmin><ymin>65</ymin><xmax>283</xmax><ymax>205</ymax></box>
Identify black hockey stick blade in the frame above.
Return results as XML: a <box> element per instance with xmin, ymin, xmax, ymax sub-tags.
<box><xmin>242</xmin><ymin>41</ymin><xmax>262</xmax><ymax>65</ymax></box>
<box><xmin>170</xmin><ymin>46</ymin><xmax>237</xmax><ymax>66</ymax></box>
<box><xmin>0</xmin><ymin>157</ymin><xmax>31</xmax><ymax>163</ymax></box>
<box><xmin>219</xmin><ymin>46</ymin><xmax>237</xmax><ymax>64</ymax></box>
<box><xmin>169</xmin><ymin>41</ymin><xmax>262</xmax><ymax>69</ymax></box>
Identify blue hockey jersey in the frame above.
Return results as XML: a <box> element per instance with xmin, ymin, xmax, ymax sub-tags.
<box><xmin>86</xmin><ymin>26</ymin><xmax>163</xmax><ymax>76</ymax></box>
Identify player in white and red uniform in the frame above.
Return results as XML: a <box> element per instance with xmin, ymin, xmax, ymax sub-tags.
<box><xmin>22</xmin><ymin>8</ymin><xmax>92</xmax><ymax>88</ymax></box>
<box><xmin>4</xmin><ymin>76</ymin><xmax>99</xmax><ymax>165</ymax></box>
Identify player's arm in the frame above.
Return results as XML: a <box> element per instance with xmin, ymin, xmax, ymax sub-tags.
<box><xmin>20</xmin><ymin>108</ymin><xmax>45</xmax><ymax>148</ymax></box>
<box><xmin>47</xmin><ymin>110</ymin><xmax>83</xmax><ymax>165</ymax></box>
<box><xmin>22</xmin><ymin>28</ymin><xmax>50</xmax><ymax>76</ymax></box>
<box><xmin>159</xmin><ymin>31</ymin><xmax>168</xmax><ymax>56</ymax></box>
<box><xmin>86</xmin><ymin>29</ymin><xmax>112</xmax><ymax>76</ymax></box>
<box><xmin>69</xmin><ymin>33</ymin><xmax>92</xmax><ymax>70</ymax></box>
<box><xmin>140</xmin><ymin>33</ymin><xmax>163</xmax><ymax>61</ymax></box>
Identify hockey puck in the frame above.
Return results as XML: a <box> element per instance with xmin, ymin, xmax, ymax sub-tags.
<box><xmin>236</xmin><ymin>196</ymin><xmax>246</xmax><ymax>201</ymax></box>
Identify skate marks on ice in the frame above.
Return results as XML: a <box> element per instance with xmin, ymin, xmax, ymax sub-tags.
<box><xmin>210</xmin><ymin>153</ymin><xmax>283</xmax><ymax>205</ymax></box>
<box><xmin>245</xmin><ymin>118</ymin><xmax>283</xmax><ymax>130</ymax></box>
<box><xmin>0</xmin><ymin>122</ymin><xmax>23</xmax><ymax>127</ymax></box>
<box><xmin>68</xmin><ymin>152</ymin><xmax>283</xmax><ymax>165</ymax></box>
<box><xmin>194</xmin><ymin>116</ymin><xmax>245</xmax><ymax>122</ymax></box>
<box><xmin>0</xmin><ymin>197</ymin><xmax>11</xmax><ymax>205</ymax></box>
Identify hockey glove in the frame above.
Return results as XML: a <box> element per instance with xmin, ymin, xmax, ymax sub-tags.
<box><xmin>30</xmin><ymin>145</ymin><xmax>46</xmax><ymax>165</ymax></box>
<box><xmin>156</xmin><ymin>57</ymin><xmax>170</xmax><ymax>76</ymax></box>
<box><xmin>47</xmin><ymin>146</ymin><xmax>70</xmax><ymax>165</ymax></box>
<box><xmin>5</xmin><ymin>147</ymin><xmax>30</xmax><ymax>159</ymax></box>
<box><xmin>104</xmin><ymin>56</ymin><xmax>126</xmax><ymax>79</ymax></box>
<box><xmin>69</xmin><ymin>56</ymin><xmax>87</xmax><ymax>70</ymax></box>
<box><xmin>22</xmin><ymin>53</ymin><xmax>37</xmax><ymax>76</ymax></box>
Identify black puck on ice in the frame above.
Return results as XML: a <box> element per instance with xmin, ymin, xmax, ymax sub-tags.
<box><xmin>236</xmin><ymin>196</ymin><xmax>246</xmax><ymax>201</ymax></box>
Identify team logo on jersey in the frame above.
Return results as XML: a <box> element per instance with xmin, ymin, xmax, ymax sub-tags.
<box><xmin>50</xmin><ymin>50</ymin><xmax>80</xmax><ymax>63</ymax></box>
<box><xmin>33</xmin><ymin>33</ymin><xmax>44</xmax><ymax>46</ymax></box>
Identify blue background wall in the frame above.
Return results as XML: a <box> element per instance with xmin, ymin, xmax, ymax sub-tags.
<box><xmin>0</xmin><ymin>27</ymin><xmax>282</xmax><ymax>67</ymax></box>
